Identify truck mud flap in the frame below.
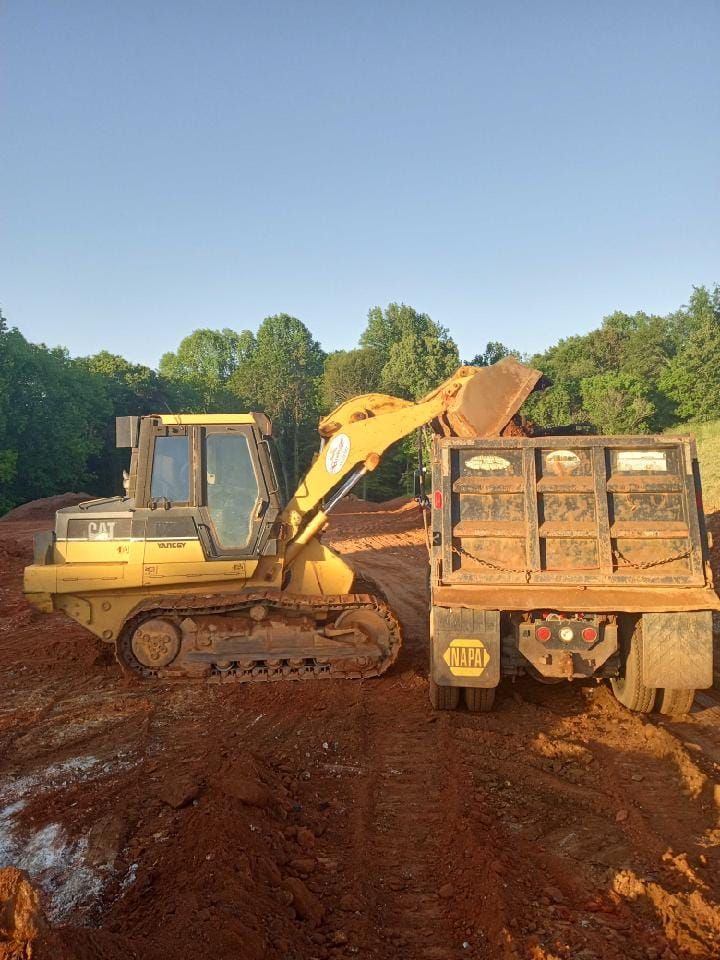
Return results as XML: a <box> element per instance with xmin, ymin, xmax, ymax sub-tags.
<box><xmin>431</xmin><ymin>607</ymin><xmax>500</xmax><ymax>688</ymax></box>
<box><xmin>641</xmin><ymin>611</ymin><xmax>713</xmax><ymax>689</ymax></box>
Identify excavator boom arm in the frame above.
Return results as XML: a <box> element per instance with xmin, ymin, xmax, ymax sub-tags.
<box><xmin>281</xmin><ymin>358</ymin><xmax>542</xmax><ymax>549</ymax></box>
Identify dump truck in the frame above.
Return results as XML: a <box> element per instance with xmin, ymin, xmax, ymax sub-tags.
<box><xmin>23</xmin><ymin>359</ymin><xmax>542</xmax><ymax>682</ymax></box>
<box><xmin>426</xmin><ymin>433</ymin><xmax>719</xmax><ymax>715</ymax></box>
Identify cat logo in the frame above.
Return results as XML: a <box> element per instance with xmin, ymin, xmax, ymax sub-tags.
<box><xmin>88</xmin><ymin>521</ymin><xmax>116</xmax><ymax>540</ymax></box>
<box><xmin>443</xmin><ymin>638</ymin><xmax>490</xmax><ymax>678</ymax></box>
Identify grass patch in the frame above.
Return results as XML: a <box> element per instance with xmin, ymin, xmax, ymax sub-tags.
<box><xmin>665</xmin><ymin>420</ymin><xmax>720</xmax><ymax>510</ymax></box>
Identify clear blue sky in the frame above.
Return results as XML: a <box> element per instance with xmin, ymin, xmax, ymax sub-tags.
<box><xmin>2</xmin><ymin>0</ymin><xmax>718</xmax><ymax>368</ymax></box>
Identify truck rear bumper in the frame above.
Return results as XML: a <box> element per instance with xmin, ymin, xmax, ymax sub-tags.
<box><xmin>432</xmin><ymin>584</ymin><xmax>720</xmax><ymax>613</ymax></box>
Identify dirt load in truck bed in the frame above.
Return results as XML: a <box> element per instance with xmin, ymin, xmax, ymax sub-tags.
<box><xmin>1</xmin><ymin>499</ymin><xmax>720</xmax><ymax>959</ymax></box>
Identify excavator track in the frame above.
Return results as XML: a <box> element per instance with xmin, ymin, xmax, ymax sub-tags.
<box><xmin>115</xmin><ymin>591</ymin><xmax>402</xmax><ymax>683</ymax></box>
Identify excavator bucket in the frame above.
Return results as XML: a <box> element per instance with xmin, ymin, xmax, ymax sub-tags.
<box><xmin>439</xmin><ymin>356</ymin><xmax>544</xmax><ymax>438</ymax></box>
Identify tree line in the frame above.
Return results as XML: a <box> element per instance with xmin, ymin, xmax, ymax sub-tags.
<box><xmin>1</xmin><ymin>285</ymin><xmax>719</xmax><ymax>513</ymax></box>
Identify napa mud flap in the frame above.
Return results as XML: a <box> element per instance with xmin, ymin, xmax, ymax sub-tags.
<box><xmin>431</xmin><ymin>606</ymin><xmax>500</xmax><ymax>688</ymax></box>
<box><xmin>641</xmin><ymin>611</ymin><xmax>714</xmax><ymax>689</ymax></box>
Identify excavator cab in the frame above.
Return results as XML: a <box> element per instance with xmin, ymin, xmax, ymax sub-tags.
<box><xmin>117</xmin><ymin>414</ymin><xmax>285</xmax><ymax>562</ymax></box>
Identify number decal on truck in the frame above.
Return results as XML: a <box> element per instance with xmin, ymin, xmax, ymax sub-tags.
<box><xmin>443</xmin><ymin>638</ymin><xmax>490</xmax><ymax>677</ymax></box>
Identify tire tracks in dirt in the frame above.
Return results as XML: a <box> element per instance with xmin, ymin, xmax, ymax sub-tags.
<box><xmin>352</xmin><ymin>696</ymin><xmax>462</xmax><ymax>959</ymax></box>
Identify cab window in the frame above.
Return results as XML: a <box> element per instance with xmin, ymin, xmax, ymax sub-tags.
<box><xmin>206</xmin><ymin>433</ymin><xmax>260</xmax><ymax>549</ymax></box>
<box><xmin>151</xmin><ymin>436</ymin><xmax>190</xmax><ymax>503</ymax></box>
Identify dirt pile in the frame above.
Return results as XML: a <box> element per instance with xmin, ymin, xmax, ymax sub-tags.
<box><xmin>0</xmin><ymin>867</ymin><xmax>47</xmax><ymax>944</ymax></box>
<box><xmin>0</xmin><ymin>539</ymin><xmax>27</xmax><ymax>566</ymax></box>
<box><xmin>95</xmin><ymin>747</ymin><xmax>336</xmax><ymax>958</ymax></box>
<box><xmin>0</xmin><ymin>867</ymin><xmax>153</xmax><ymax>960</ymax></box>
<box><xmin>333</xmin><ymin>494</ymin><xmax>416</xmax><ymax>514</ymax></box>
<box><xmin>501</xmin><ymin>414</ymin><xmax>534</xmax><ymax>437</ymax></box>
<box><xmin>1</xmin><ymin>494</ymin><xmax>93</xmax><ymax>524</ymax></box>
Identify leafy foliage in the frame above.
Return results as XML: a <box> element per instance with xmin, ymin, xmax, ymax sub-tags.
<box><xmin>520</xmin><ymin>292</ymin><xmax>720</xmax><ymax>432</ymax></box>
<box><xmin>580</xmin><ymin>372</ymin><xmax>655</xmax><ymax>434</ymax></box>
<box><xmin>2</xmin><ymin>285</ymin><xmax>720</xmax><ymax>512</ymax></box>
<box><xmin>321</xmin><ymin>348</ymin><xmax>384</xmax><ymax>408</ymax></box>
<box><xmin>661</xmin><ymin>287</ymin><xmax>720</xmax><ymax>422</ymax></box>
<box><xmin>230</xmin><ymin>314</ymin><xmax>325</xmax><ymax>490</ymax></box>
<box><xmin>0</xmin><ymin>322</ymin><xmax>111</xmax><ymax>512</ymax></box>
<box><xmin>75</xmin><ymin>351</ymin><xmax>188</xmax><ymax>495</ymax></box>
<box><xmin>469</xmin><ymin>341</ymin><xmax>521</xmax><ymax>367</ymax></box>
<box><xmin>160</xmin><ymin>328</ymin><xmax>255</xmax><ymax>409</ymax></box>
<box><xmin>361</xmin><ymin>303</ymin><xmax>459</xmax><ymax>399</ymax></box>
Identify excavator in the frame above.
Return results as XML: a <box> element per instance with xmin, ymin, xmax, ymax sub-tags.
<box><xmin>23</xmin><ymin>359</ymin><xmax>541</xmax><ymax>682</ymax></box>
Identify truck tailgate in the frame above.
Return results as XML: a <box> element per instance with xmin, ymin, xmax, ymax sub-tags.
<box><xmin>433</xmin><ymin>436</ymin><xmax>709</xmax><ymax>589</ymax></box>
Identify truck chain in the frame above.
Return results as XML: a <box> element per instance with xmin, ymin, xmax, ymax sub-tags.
<box><xmin>612</xmin><ymin>547</ymin><xmax>691</xmax><ymax>570</ymax></box>
<box><xmin>116</xmin><ymin>591</ymin><xmax>402</xmax><ymax>683</ymax></box>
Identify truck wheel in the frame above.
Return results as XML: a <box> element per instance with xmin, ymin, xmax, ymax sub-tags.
<box><xmin>464</xmin><ymin>686</ymin><xmax>495</xmax><ymax>712</ymax></box>
<box><xmin>429</xmin><ymin>677</ymin><xmax>460</xmax><ymax>710</ymax></box>
<box><xmin>656</xmin><ymin>688</ymin><xmax>696</xmax><ymax>716</ymax></box>
<box><xmin>610</xmin><ymin>622</ymin><xmax>657</xmax><ymax>713</ymax></box>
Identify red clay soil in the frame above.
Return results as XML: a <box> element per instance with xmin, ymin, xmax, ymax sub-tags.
<box><xmin>0</xmin><ymin>494</ymin><xmax>93</xmax><ymax>523</ymax></box>
<box><xmin>1</xmin><ymin>498</ymin><xmax>720</xmax><ymax>959</ymax></box>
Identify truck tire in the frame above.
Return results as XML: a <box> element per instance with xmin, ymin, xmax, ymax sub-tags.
<box><xmin>464</xmin><ymin>686</ymin><xmax>495</xmax><ymax>712</ymax></box>
<box><xmin>610</xmin><ymin>621</ymin><xmax>657</xmax><ymax>714</ymax></box>
<box><xmin>656</xmin><ymin>688</ymin><xmax>696</xmax><ymax>716</ymax></box>
<box><xmin>429</xmin><ymin>677</ymin><xmax>460</xmax><ymax>710</ymax></box>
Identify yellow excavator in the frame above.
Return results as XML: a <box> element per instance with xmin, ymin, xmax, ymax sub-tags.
<box><xmin>23</xmin><ymin>359</ymin><xmax>541</xmax><ymax>682</ymax></box>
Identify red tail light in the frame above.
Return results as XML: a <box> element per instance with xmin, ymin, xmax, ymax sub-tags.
<box><xmin>582</xmin><ymin>627</ymin><xmax>597</xmax><ymax>643</ymax></box>
<box><xmin>434</xmin><ymin>491</ymin><xmax>443</xmax><ymax>509</ymax></box>
<box><xmin>536</xmin><ymin>626</ymin><xmax>552</xmax><ymax>642</ymax></box>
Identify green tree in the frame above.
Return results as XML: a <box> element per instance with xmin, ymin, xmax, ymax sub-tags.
<box><xmin>360</xmin><ymin>303</ymin><xmax>459</xmax><ymax>399</ymax></box>
<box><xmin>524</xmin><ymin>308</ymin><xmax>677</xmax><ymax>432</ymax></box>
<box><xmin>321</xmin><ymin>345</ymin><xmax>414</xmax><ymax>502</ymax></box>
<box><xmin>360</xmin><ymin>302</ymin><xmax>432</xmax><ymax>356</ymax></box>
<box><xmin>356</xmin><ymin>303</ymin><xmax>459</xmax><ymax>499</ymax></box>
<box><xmin>159</xmin><ymin>328</ymin><xmax>255</xmax><ymax>409</ymax></box>
<box><xmin>665</xmin><ymin>284</ymin><xmax>720</xmax><ymax>349</ymax></box>
<box><xmin>321</xmin><ymin>347</ymin><xmax>384</xmax><ymax>408</ymax></box>
<box><xmin>522</xmin><ymin>335</ymin><xmax>590</xmax><ymax>427</ymax></box>
<box><xmin>76</xmin><ymin>351</ymin><xmax>182</xmax><ymax>494</ymax></box>
<box><xmin>522</xmin><ymin>381</ymin><xmax>577</xmax><ymax>429</ymax></box>
<box><xmin>382</xmin><ymin>329</ymin><xmax>459</xmax><ymax>399</ymax></box>
<box><xmin>662</xmin><ymin>286</ymin><xmax>720</xmax><ymax>421</ymax></box>
<box><xmin>235</xmin><ymin>314</ymin><xmax>325</xmax><ymax>489</ymax></box>
<box><xmin>0</xmin><ymin>322</ymin><xmax>111</xmax><ymax>512</ymax></box>
<box><xmin>469</xmin><ymin>341</ymin><xmax>520</xmax><ymax>366</ymax></box>
<box><xmin>0</xmin><ymin>310</ymin><xmax>17</xmax><ymax>498</ymax></box>
<box><xmin>580</xmin><ymin>372</ymin><xmax>655</xmax><ymax>434</ymax></box>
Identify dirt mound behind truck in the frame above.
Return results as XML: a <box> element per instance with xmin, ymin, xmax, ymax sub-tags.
<box><xmin>1</xmin><ymin>494</ymin><xmax>93</xmax><ymax>524</ymax></box>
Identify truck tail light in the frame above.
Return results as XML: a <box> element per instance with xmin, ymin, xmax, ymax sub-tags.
<box><xmin>434</xmin><ymin>491</ymin><xmax>443</xmax><ymax>509</ymax></box>
<box><xmin>536</xmin><ymin>625</ymin><xmax>552</xmax><ymax>642</ymax></box>
<box><xmin>582</xmin><ymin>627</ymin><xmax>598</xmax><ymax>643</ymax></box>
